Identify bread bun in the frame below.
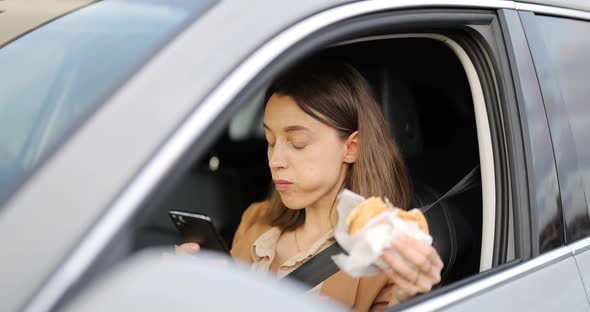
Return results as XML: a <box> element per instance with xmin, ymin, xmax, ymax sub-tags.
<box><xmin>346</xmin><ymin>197</ymin><xmax>390</xmax><ymax>235</ymax></box>
<box><xmin>346</xmin><ymin>197</ymin><xmax>429</xmax><ymax>235</ymax></box>
<box><xmin>395</xmin><ymin>209</ymin><xmax>429</xmax><ymax>234</ymax></box>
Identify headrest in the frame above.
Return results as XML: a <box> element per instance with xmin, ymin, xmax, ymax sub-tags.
<box><xmin>360</xmin><ymin>66</ymin><xmax>424</xmax><ymax>161</ymax></box>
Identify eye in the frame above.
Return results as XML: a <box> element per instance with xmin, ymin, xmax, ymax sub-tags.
<box><xmin>290</xmin><ymin>141</ymin><xmax>306</xmax><ymax>150</ymax></box>
<box><xmin>265</xmin><ymin>134</ymin><xmax>275</xmax><ymax>147</ymax></box>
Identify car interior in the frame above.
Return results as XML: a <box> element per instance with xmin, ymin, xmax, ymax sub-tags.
<box><xmin>132</xmin><ymin>37</ymin><xmax>483</xmax><ymax>287</ymax></box>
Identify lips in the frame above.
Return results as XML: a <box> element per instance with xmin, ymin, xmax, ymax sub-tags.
<box><xmin>273</xmin><ymin>179</ymin><xmax>292</xmax><ymax>191</ymax></box>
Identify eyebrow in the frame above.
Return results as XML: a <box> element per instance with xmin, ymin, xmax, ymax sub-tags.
<box><xmin>263</xmin><ymin>124</ymin><xmax>311</xmax><ymax>133</ymax></box>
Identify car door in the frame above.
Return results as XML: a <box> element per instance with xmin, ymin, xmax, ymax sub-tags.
<box><xmin>517</xmin><ymin>6</ymin><xmax>590</xmax><ymax>301</ymax></box>
<box><xmin>400</xmin><ymin>6</ymin><xmax>589</xmax><ymax>311</ymax></box>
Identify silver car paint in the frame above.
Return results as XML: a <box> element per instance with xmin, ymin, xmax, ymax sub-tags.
<box><xmin>1</xmin><ymin>0</ymin><xmax>589</xmax><ymax>311</ymax></box>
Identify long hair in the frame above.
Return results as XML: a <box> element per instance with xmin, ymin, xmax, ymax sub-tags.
<box><xmin>264</xmin><ymin>60</ymin><xmax>411</xmax><ymax>231</ymax></box>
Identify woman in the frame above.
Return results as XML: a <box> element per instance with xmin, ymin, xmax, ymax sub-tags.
<box><xmin>178</xmin><ymin>60</ymin><xmax>443</xmax><ymax>311</ymax></box>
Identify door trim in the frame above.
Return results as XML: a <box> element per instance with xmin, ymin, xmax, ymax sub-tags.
<box><xmin>402</xmin><ymin>246</ymin><xmax>571</xmax><ymax>311</ymax></box>
<box><xmin>571</xmin><ymin>237</ymin><xmax>590</xmax><ymax>254</ymax></box>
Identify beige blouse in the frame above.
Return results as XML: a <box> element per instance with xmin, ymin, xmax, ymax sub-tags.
<box><xmin>250</xmin><ymin>226</ymin><xmax>336</xmax><ymax>294</ymax></box>
<box><xmin>230</xmin><ymin>201</ymin><xmax>411</xmax><ymax>311</ymax></box>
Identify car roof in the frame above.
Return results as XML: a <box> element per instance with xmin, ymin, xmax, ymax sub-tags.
<box><xmin>1</xmin><ymin>0</ymin><xmax>588</xmax><ymax>48</ymax></box>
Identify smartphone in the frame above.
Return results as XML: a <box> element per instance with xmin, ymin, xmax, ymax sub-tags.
<box><xmin>168</xmin><ymin>210</ymin><xmax>229</xmax><ymax>253</ymax></box>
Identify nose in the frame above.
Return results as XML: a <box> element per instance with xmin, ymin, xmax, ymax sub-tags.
<box><xmin>268</xmin><ymin>143</ymin><xmax>288</xmax><ymax>170</ymax></box>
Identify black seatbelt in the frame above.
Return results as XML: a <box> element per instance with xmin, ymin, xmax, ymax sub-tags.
<box><xmin>287</xmin><ymin>165</ymin><xmax>480</xmax><ymax>290</ymax></box>
<box><xmin>287</xmin><ymin>243</ymin><xmax>345</xmax><ymax>291</ymax></box>
<box><xmin>420</xmin><ymin>165</ymin><xmax>481</xmax><ymax>213</ymax></box>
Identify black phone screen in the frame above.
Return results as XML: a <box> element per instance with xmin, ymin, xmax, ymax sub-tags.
<box><xmin>168</xmin><ymin>210</ymin><xmax>229</xmax><ymax>253</ymax></box>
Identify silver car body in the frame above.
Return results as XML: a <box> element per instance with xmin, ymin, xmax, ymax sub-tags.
<box><xmin>1</xmin><ymin>0</ymin><xmax>589</xmax><ymax>311</ymax></box>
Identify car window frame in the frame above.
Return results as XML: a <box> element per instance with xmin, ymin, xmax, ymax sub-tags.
<box><xmin>68</xmin><ymin>5</ymin><xmax>532</xmax><ymax>312</ymax></box>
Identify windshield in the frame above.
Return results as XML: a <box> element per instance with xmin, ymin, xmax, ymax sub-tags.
<box><xmin>0</xmin><ymin>0</ymin><xmax>214</xmax><ymax>205</ymax></box>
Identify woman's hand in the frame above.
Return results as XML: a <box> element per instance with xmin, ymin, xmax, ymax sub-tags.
<box><xmin>380</xmin><ymin>236</ymin><xmax>443</xmax><ymax>302</ymax></box>
<box><xmin>175</xmin><ymin>242</ymin><xmax>201</xmax><ymax>254</ymax></box>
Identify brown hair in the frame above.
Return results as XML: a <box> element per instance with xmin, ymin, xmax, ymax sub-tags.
<box><xmin>265</xmin><ymin>60</ymin><xmax>411</xmax><ymax>230</ymax></box>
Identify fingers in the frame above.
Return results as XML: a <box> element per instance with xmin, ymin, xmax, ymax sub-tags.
<box><xmin>375</xmin><ymin>264</ymin><xmax>395</xmax><ymax>281</ymax></box>
<box><xmin>381</xmin><ymin>252</ymin><xmax>432</xmax><ymax>293</ymax></box>
<box><xmin>380</xmin><ymin>236</ymin><xmax>444</xmax><ymax>297</ymax></box>
<box><xmin>391</xmin><ymin>238</ymin><xmax>430</xmax><ymax>273</ymax></box>
<box><xmin>422</xmin><ymin>241</ymin><xmax>443</xmax><ymax>272</ymax></box>
<box><xmin>382</xmin><ymin>250</ymin><xmax>419</xmax><ymax>285</ymax></box>
<box><xmin>414</xmin><ymin>269</ymin><xmax>436</xmax><ymax>292</ymax></box>
<box><xmin>175</xmin><ymin>242</ymin><xmax>200</xmax><ymax>254</ymax></box>
<box><xmin>390</xmin><ymin>272</ymin><xmax>422</xmax><ymax>297</ymax></box>
<box><xmin>392</xmin><ymin>237</ymin><xmax>443</xmax><ymax>284</ymax></box>
<box><xmin>417</xmin><ymin>239</ymin><xmax>444</xmax><ymax>285</ymax></box>
<box><xmin>374</xmin><ymin>264</ymin><xmax>418</xmax><ymax>301</ymax></box>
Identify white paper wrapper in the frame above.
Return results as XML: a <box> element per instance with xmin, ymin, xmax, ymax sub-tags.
<box><xmin>332</xmin><ymin>189</ymin><xmax>433</xmax><ymax>278</ymax></box>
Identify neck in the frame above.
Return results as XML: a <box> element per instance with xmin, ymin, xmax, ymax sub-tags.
<box><xmin>302</xmin><ymin>200</ymin><xmax>337</xmax><ymax>236</ymax></box>
<box><xmin>301</xmin><ymin>167</ymin><xmax>347</xmax><ymax>235</ymax></box>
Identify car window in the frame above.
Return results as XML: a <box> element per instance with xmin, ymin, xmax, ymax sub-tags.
<box><xmin>229</xmin><ymin>91</ymin><xmax>266</xmax><ymax>141</ymax></box>
<box><xmin>534</xmin><ymin>15</ymin><xmax>590</xmax><ymax>240</ymax></box>
<box><xmin>0</xmin><ymin>0</ymin><xmax>213</xmax><ymax>205</ymax></box>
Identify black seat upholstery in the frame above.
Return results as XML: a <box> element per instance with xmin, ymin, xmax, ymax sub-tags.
<box><xmin>134</xmin><ymin>130</ymin><xmax>269</xmax><ymax>252</ymax></box>
<box><xmin>412</xmin><ymin>183</ymin><xmax>474</xmax><ymax>284</ymax></box>
<box><xmin>365</xmin><ymin>65</ymin><xmax>477</xmax><ymax>285</ymax></box>
<box><xmin>134</xmin><ymin>167</ymin><xmax>245</xmax><ymax>250</ymax></box>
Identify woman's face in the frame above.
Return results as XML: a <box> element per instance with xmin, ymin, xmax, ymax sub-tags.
<box><xmin>264</xmin><ymin>94</ymin><xmax>351</xmax><ymax>210</ymax></box>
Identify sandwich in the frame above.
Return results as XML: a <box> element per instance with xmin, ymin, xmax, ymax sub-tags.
<box><xmin>345</xmin><ymin>196</ymin><xmax>429</xmax><ymax>235</ymax></box>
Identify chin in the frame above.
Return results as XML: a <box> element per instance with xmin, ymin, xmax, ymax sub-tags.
<box><xmin>278</xmin><ymin>193</ymin><xmax>309</xmax><ymax>210</ymax></box>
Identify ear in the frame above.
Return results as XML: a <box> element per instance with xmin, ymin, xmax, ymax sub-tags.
<box><xmin>343</xmin><ymin>131</ymin><xmax>360</xmax><ymax>164</ymax></box>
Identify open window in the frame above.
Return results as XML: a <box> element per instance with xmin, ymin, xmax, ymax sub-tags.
<box><xmin>129</xmin><ymin>10</ymin><xmax>516</xmax><ymax>289</ymax></box>
<box><xmin>133</xmin><ymin>35</ymin><xmax>496</xmax><ymax>288</ymax></box>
